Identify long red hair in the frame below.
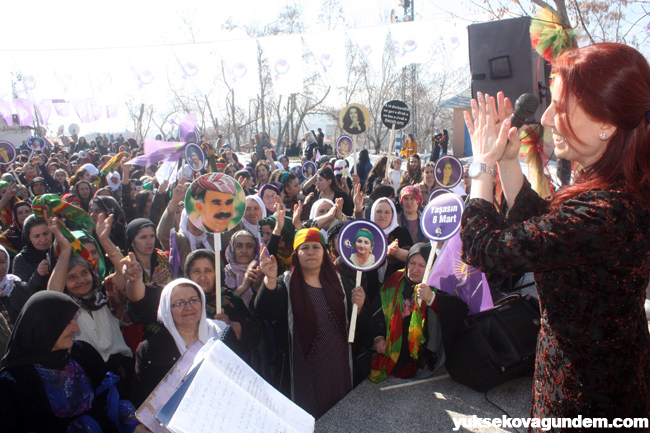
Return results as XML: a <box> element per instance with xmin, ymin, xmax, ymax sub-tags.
<box><xmin>550</xmin><ymin>43</ymin><xmax>650</xmax><ymax>210</ymax></box>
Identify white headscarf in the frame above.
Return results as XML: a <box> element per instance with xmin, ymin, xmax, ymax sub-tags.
<box><xmin>157</xmin><ymin>278</ymin><xmax>229</xmax><ymax>355</ymax></box>
<box><xmin>370</xmin><ymin>197</ymin><xmax>399</xmax><ymax>235</ymax></box>
<box><xmin>309</xmin><ymin>198</ymin><xmax>336</xmax><ymax>238</ymax></box>
<box><xmin>242</xmin><ymin>196</ymin><xmax>267</xmax><ymax>235</ymax></box>
<box><xmin>180</xmin><ymin>209</ymin><xmax>213</xmax><ymax>251</ymax></box>
<box><xmin>0</xmin><ymin>246</ymin><xmax>20</xmax><ymax>297</ymax></box>
<box><xmin>107</xmin><ymin>171</ymin><xmax>121</xmax><ymax>191</ymax></box>
<box><xmin>81</xmin><ymin>163</ymin><xmax>99</xmax><ymax>176</ymax></box>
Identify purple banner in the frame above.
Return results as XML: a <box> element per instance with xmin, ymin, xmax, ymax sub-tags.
<box><xmin>126</xmin><ymin>138</ymin><xmax>185</xmax><ymax>166</ymax></box>
<box><xmin>13</xmin><ymin>99</ymin><xmax>33</xmax><ymax>126</ymax></box>
<box><xmin>427</xmin><ymin>232</ymin><xmax>493</xmax><ymax>315</ymax></box>
<box><xmin>0</xmin><ymin>101</ymin><xmax>13</xmax><ymax>126</ymax></box>
<box><xmin>35</xmin><ymin>101</ymin><xmax>52</xmax><ymax>125</ymax></box>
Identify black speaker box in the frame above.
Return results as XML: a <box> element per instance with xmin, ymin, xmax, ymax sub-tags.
<box><xmin>468</xmin><ymin>17</ymin><xmax>551</xmax><ymax>122</ymax></box>
<box><xmin>445</xmin><ymin>294</ymin><xmax>541</xmax><ymax>392</ymax></box>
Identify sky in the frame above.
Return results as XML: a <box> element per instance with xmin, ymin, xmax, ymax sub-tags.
<box><xmin>1</xmin><ymin>0</ymin><xmax>648</xmax><ymax>137</ymax></box>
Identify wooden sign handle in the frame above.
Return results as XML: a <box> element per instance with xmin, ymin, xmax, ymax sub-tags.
<box><xmin>347</xmin><ymin>270</ymin><xmax>363</xmax><ymax>343</ymax></box>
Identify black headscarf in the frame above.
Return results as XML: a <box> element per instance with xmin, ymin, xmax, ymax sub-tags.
<box><xmin>28</xmin><ymin>177</ymin><xmax>47</xmax><ymax>197</ymax></box>
<box><xmin>403</xmin><ymin>242</ymin><xmax>432</xmax><ymax>300</ymax></box>
<box><xmin>90</xmin><ymin>196</ymin><xmax>127</xmax><ymax>252</ymax></box>
<box><xmin>125</xmin><ymin>218</ymin><xmax>158</xmax><ymax>275</ymax></box>
<box><xmin>18</xmin><ymin>214</ymin><xmax>50</xmax><ymax>263</ymax></box>
<box><xmin>1</xmin><ymin>291</ymin><xmax>79</xmax><ymax>370</ymax></box>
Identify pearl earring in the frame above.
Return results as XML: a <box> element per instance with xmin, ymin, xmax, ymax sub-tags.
<box><xmin>599</xmin><ymin>133</ymin><xmax>607</xmax><ymax>141</ymax></box>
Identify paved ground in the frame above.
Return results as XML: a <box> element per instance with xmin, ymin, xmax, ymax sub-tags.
<box><xmin>316</xmin><ymin>369</ymin><xmax>534</xmax><ymax>433</ymax></box>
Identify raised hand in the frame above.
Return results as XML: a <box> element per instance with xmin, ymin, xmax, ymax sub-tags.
<box><xmin>96</xmin><ymin>213</ymin><xmax>113</xmax><ymax>243</ymax></box>
<box><xmin>120</xmin><ymin>253</ymin><xmax>142</xmax><ymax>282</ymax></box>
<box><xmin>353</xmin><ymin>183</ymin><xmax>364</xmax><ymax>213</ymax></box>
<box><xmin>170</xmin><ymin>179</ymin><xmax>188</xmax><ymax>205</ymax></box>
<box><xmin>259</xmin><ymin>246</ymin><xmax>277</xmax><ymax>279</ymax></box>
<box><xmin>46</xmin><ymin>214</ymin><xmax>71</xmax><ymax>252</ymax></box>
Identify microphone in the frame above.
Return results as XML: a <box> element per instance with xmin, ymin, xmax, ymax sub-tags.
<box><xmin>509</xmin><ymin>93</ymin><xmax>539</xmax><ymax>129</ymax></box>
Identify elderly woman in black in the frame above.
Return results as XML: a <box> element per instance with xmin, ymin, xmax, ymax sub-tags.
<box><xmin>0</xmin><ymin>291</ymin><xmax>147</xmax><ymax>432</ymax></box>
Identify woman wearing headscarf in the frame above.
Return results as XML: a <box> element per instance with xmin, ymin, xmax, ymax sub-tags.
<box><xmin>242</xmin><ymin>195</ymin><xmax>267</xmax><ymax>235</ymax></box>
<box><xmin>47</xmin><ymin>218</ymin><xmax>134</xmax><ymax>387</ymax></box>
<box><xmin>12</xmin><ymin>215</ymin><xmax>51</xmax><ymax>288</ymax></box>
<box><xmin>224</xmin><ymin>230</ymin><xmax>261</xmax><ymax>307</ymax></box>
<box><xmin>398</xmin><ymin>186</ymin><xmax>425</xmax><ymax>244</ymax></box>
<box><xmin>0</xmin><ymin>201</ymin><xmax>31</xmax><ymax>261</ymax></box>
<box><xmin>255</xmin><ymin>228</ymin><xmax>366</xmax><ymax>418</ymax></box>
<box><xmin>400</xmin><ymin>154</ymin><xmax>422</xmax><ymax>187</ymax></box>
<box><xmin>259</xmin><ymin>183</ymin><xmax>281</xmax><ymax>216</ymax></box>
<box><xmin>0</xmin><ymin>291</ymin><xmax>145</xmax><ymax>433</ymax></box>
<box><xmin>367</xmin><ymin>243</ymin><xmax>442</xmax><ymax>382</ymax></box>
<box><xmin>125</xmin><ymin>218</ymin><xmax>170</xmax><ymax>285</ymax></box>
<box><xmin>28</xmin><ymin>177</ymin><xmax>48</xmax><ymax>198</ymax></box>
<box><xmin>74</xmin><ymin>180</ymin><xmax>93</xmax><ymax>212</ymax></box>
<box><xmin>365</xmin><ymin>197</ymin><xmax>413</xmax><ymax>302</ymax></box>
<box><xmin>129</xmin><ymin>277</ymin><xmax>234</xmax><ymax>407</ymax></box>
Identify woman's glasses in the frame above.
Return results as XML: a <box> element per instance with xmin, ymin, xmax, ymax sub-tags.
<box><xmin>171</xmin><ymin>298</ymin><xmax>201</xmax><ymax>309</ymax></box>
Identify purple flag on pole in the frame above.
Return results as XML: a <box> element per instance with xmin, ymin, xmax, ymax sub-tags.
<box><xmin>179</xmin><ymin>113</ymin><xmax>198</xmax><ymax>142</ymax></box>
<box><xmin>13</xmin><ymin>99</ymin><xmax>33</xmax><ymax>126</ymax></box>
<box><xmin>72</xmin><ymin>100</ymin><xmax>93</xmax><ymax>123</ymax></box>
<box><xmin>35</xmin><ymin>101</ymin><xmax>53</xmax><ymax>125</ymax></box>
<box><xmin>91</xmin><ymin>100</ymin><xmax>104</xmax><ymax>121</ymax></box>
<box><xmin>125</xmin><ymin>138</ymin><xmax>185</xmax><ymax>166</ymax></box>
<box><xmin>169</xmin><ymin>229</ymin><xmax>181</xmax><ymax>279</ymax></box>
<box><xmin>106</xmin><ymin>105</ymin><xmax>118</xmax><ymax>119</ymax></box>
<box><xmin>0</xmin><ymin>101</ymin><xmax>13</xmax><ymax>126</ymax></box>
<box><xmin>427</xmin><ymin>232</ymin><xmax>494</xmax><ymax>315</ymax></box>
<box><xmin>54</xmin><ymin>102</ymin><xmax>70</xmax><ymax>117</ymax></box>
<box><xmin>315</xmin><ymin>149</ymin><xmax>321</xmax><ymax>161</ymax></box>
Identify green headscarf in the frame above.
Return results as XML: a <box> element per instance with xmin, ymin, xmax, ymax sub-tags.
<box><xmin>71</xmin><ymin>230</ymin><xmax>107</xmax><ymax>280</ymax></box>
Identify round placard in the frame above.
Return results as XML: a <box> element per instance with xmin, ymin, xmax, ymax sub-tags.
<box><xmin>26</xmin><ymin>137</ymin><xmax>46</xmax><ymax>151</ymax></box>
<box><xmin>0</xmin><ymin>141</ymin><xmax>17</xmax><ymax>165</ymax></box>
<box><xmin>185</xmin><ymin>173</ymin><xmax>245</xmax><ymax>234</ymax></box>
<box><xmin>427</xmin><ymin>187</ymin><xmax>451</xmax><ymax>206</ymax></box>
<box><xmin>185</xmin><ymin>142</ymin><xmax>205</xmax><ymax>172</ymax></box>
<box><xmin>420</xmin><ymin>193</ymin><xmax>465</xmax><ymax>242</ymax></box>
<box><xmin>339</xmin><ymin>103</ymin><xmax>370</xmax><ymax>135</ymax></box>
<box><xmin>434</xmin><ymin>155</ymin><xmax>463</xmax><ymax>188</ymax></box>
<box><xmin>68</xmin><ymin>124</ymin><xmax>80</xmax><ymax>135</ymax></box>
<box><xmin>337</xmin><ymin>135</ymin><xmax>353</xmax><ymax>158</ymax></box>
<box><xmin>381</xmin><ymin>100</ymin><xmax>410</xmax><ymax>130</ymax></box>
<box><xmin>337</xmin><ymin>219</ymin><xmax>388</xmax><ymax>272</ymax></box>
<box><xmin>302</xmin><ymin>161</ymin><xmax>317</xmax><ymax>178</ymax></box>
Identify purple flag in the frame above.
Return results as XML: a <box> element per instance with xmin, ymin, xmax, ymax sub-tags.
<box><xmin>125</xmin><ymin>138</ymin><xmax>185</xmax><ymax>166</ymax></box>
<box><xmin>13</xmin><ymin>99</ymin><xmax>33</xmax><ymax>126</ymax></box>
<box><xmin>427</xmin><ymin>232</ymin><xmax>494</xmax><ymax>315</ymax></box>
<box><xmin>90</xmin><ymin>100</ymin><xmax>104</xmax><ymax>121</ymax></box>
<box><xmin>35</xmin><ymin>101</ymin><xmax>53</xmax><ymax>125</ymax></box>
<box><xmin>179</xmin><ymin>113</ymin><xmax>198</xmax><ymax>142</ymax></box>
<box><xmin>106</xmin><ymin>105</ymin><xmax>118</xmax><ymax>119</ymax></box>
<box><xmin>0</xmin><ymin>101</ymin><xmax>13</xmax><ymax>126</ymax></box>
<box><xmin>315</xmin><ymin>149</ymin><xmax>321</xmax><ymax>161</ymax></box>
<box><xmin>54</xmin><ymin>102</ymin><xmax>70</xmax><ymax>117</ymax></box>
<box><xmin>169</xmin><ymin>229</ymin><xmax>181</xmax><ymax>279</ymax></box>
<box><xmin>72</xmin><ymin>100</ymin><xmax>92</xmax><ymax>123</ymax></box>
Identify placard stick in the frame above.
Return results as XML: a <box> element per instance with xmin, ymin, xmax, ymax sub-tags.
<box><xmin>380</xmin><ymin>374</ymin><xmax>451</xmax><ymax>391</ymax></box>
<box><xmin>352</xmin><ymin>135</ymin><xmax>358</xmax><ymax>175</ymax></box>
<box><xmin>385</xmin><ymin>124</ymin><xmax>396</xmax><ymax>183</ymax></box>
<box><xmin>214</xmin><ymin>233</ymin><xmax>222</xmax><ymax>314</ymax></box>
<box><xmin>9</xmin><ymin>166</ymin><xmax>25</xmax><ymax>188</ymax></box>
<box><xmin>347</xmin><ymin>270</ymin><xmax>362</xmax><ymax>343</ymax></box>
<box><xmin>417</xmin><ymin>240</ymin><xmax>444</xmax><ymax>308</ymax></box>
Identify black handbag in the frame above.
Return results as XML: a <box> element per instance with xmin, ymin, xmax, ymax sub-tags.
<box><xmin>445</xmin><ymin>293</ymin><xmax>541</xmax><ymax>392</ymax></box>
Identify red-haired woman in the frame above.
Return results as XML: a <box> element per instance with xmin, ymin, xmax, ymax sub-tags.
<box><xmin>462</xmin><ymin>43</ymin><xmax>650</xmax><ymax>428</ymax></box>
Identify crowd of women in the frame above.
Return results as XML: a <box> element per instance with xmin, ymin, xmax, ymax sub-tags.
<box><xmin>0</xmin><ymin>42</ymin><xmax>649</xmax><ymax>433</ymax></box>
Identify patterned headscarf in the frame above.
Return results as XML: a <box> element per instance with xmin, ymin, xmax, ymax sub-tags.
<box><xmin>400</xmin><ymin>185</ymin><xmax>423</xmax><ymax>207</ymax></box>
